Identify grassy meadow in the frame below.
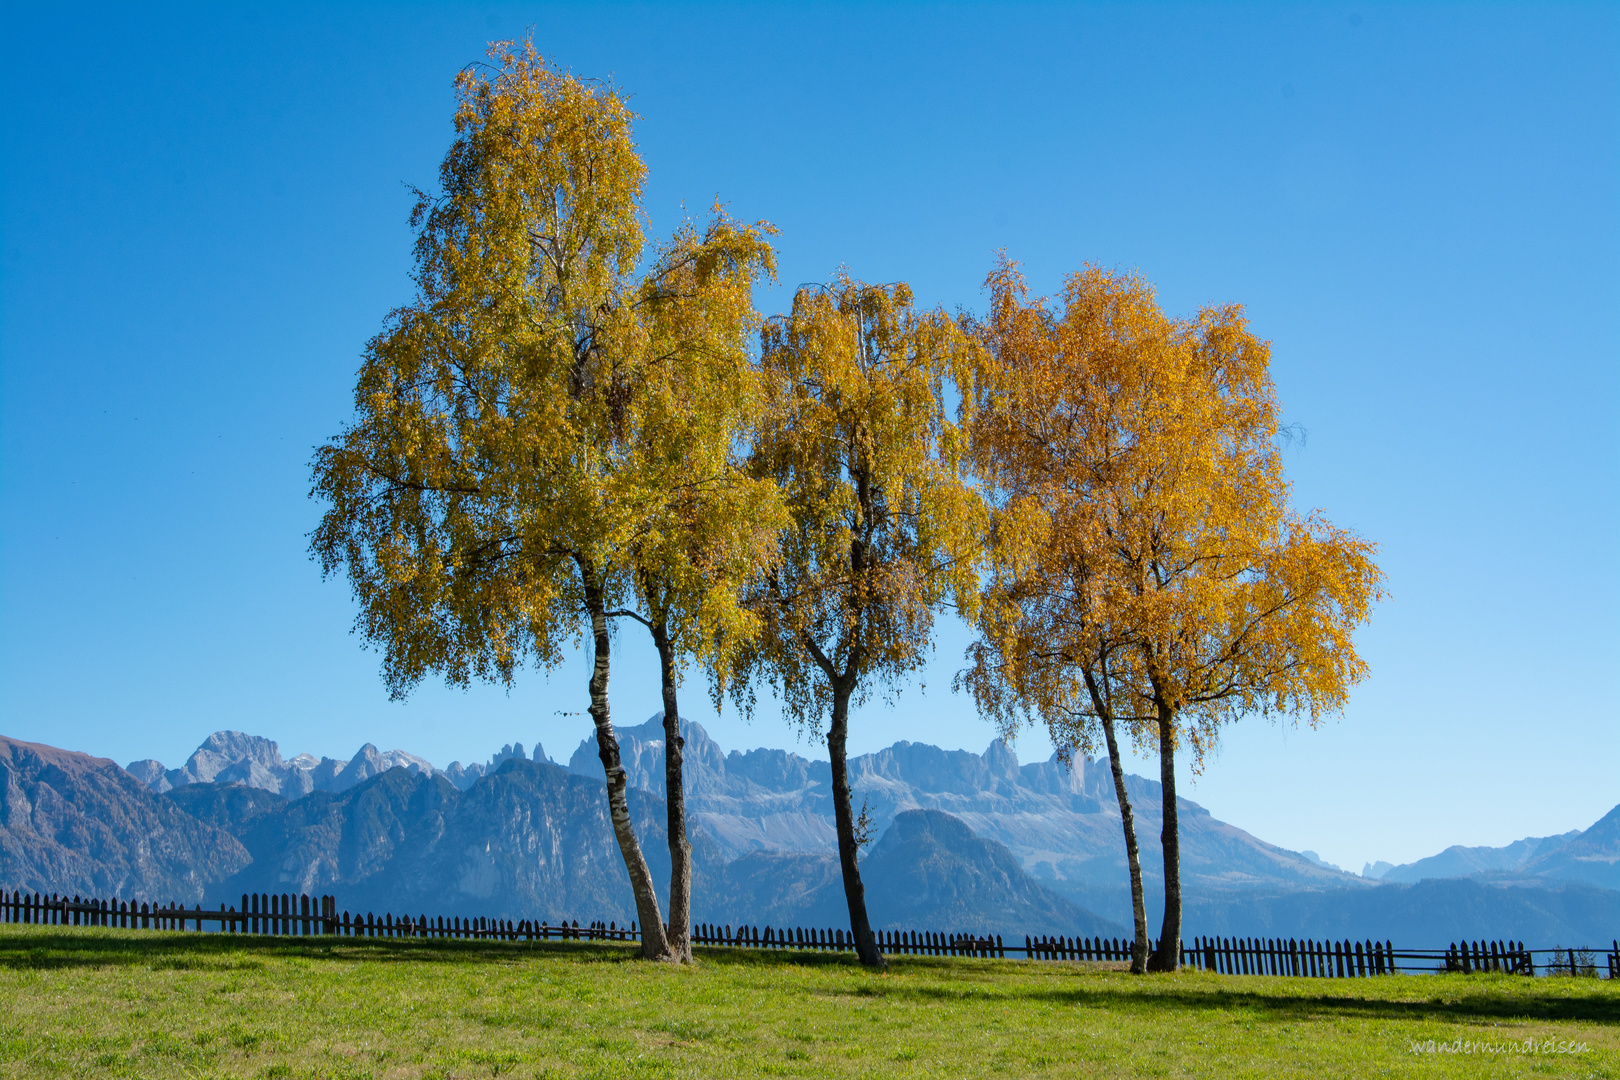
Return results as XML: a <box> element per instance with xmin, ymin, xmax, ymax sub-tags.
<box><xmin>0</xmin><ymin>925</ymin><xmax>1615</xmax><ymax>1079</ymax></box>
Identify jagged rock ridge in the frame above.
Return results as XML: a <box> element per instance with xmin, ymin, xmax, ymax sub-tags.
<box><xmin>6</xmin><ymin>729</ymin><xmax>1618</xmax><ymax>944</ymax></box>
<box><xmin>126</xmin><ymin>732</ymin><xmax>549</xmax><ymax>797</ymax></box>
<box><xmin>566</xmin><ymin>715</ymin><xmax>1364</xmax><ymax>919</ymax></box>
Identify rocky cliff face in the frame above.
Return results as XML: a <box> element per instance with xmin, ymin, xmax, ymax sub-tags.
<box><xmin>15</xmin><ymin>727</ymin><xmax>1118</xmax><ymax>935</ymax></box>
<box><xmin>0</xmin><ymin>736</ymin><xmax>249</xmax><ymax>900</ymax></box>
<box><xmin>128</xmin><ymin>732</ymin><xmax>547</xmax><ymax>797</ymax></box>
<box><xmin>567</xmin><ymin>714</ymin><xmax>1364</xmax><ymax>924</ymax></box>
<box><xmin>208</xmin><ymin>765</ymin><xmax>1116</xmax><ymax>936</ymax></box>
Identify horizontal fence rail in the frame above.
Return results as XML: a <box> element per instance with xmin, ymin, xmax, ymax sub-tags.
<box><xmin>4</xmin><ymin>889</ymin><xmax>1615</xmax><ymax>979</ymax></box>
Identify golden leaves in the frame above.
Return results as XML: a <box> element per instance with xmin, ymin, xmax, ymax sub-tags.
<box><xmin>310</xmin><ymin>35</ymin><xmax>1380</xmax><ymax>769</ymax></box>
<box><xmin>965</xmin><ymin>258</ymin><xmax>1384</xmax><ymax>762</ymax></box>
<box><xmin>737</xmin><ymin>274</ymin><xmax>989</xmax><ymax>728</ymax></box>
<box><xmin>311</xmin><ymin>38</ymin><xmax>780</xmax><ymax>697</ymax></box>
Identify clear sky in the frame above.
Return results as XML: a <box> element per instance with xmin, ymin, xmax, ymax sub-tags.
<box><xmin>2</xmin><ymin>3</ymin><xmax>1615</xmax><ymax>875</ymax></box>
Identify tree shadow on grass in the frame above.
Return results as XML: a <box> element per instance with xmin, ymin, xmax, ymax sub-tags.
<box><xmin>0</xmin><ymin>927</ymin><xmax>642</xmax><ymax>970</ymax></box>
<box><xmin>0</xmin><ymin>928</ymin><xmax>916</xmax><ymax>975</ymax></box>
<box><xmin>687</xmin><ymin>950</ymin><xmax>1620</xmax><ymax>1025</ymax></box>
<box><xmin>856</xmin><ymin>976</ymin><xmax>1620</xmax><ymax>1025</ymax></box>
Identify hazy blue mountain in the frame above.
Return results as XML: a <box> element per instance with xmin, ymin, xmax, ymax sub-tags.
<box><xmin>1520</xmin><ymin>805</ymin><xmax>1620</xmax><ymax>890</ymax></box>
<box><xmin>1369</xmin><ymin>806</ymin><xmax>1618</xmax><ymax>893</ymax></box>
<box><xmin>1183</xmin><ymin>879</ymin><xmax>1620</xmax><ymax>947</ymax></box>
<box><xmin>213</xmin><ymin>759</ymin><xmax>681</xmax><ymax>922</ymax></box>
<box><xmin>855</xmin><ymin>809</ymin><xmax>1124</xmax><ymax>939</ymax></box>
<box><xmin>181</xmin><ymin>759</ymin><xmax>1114</xmax><ymax>935</ymax></box>
<box><xmin>679</xmin><ymin>811</ymin><xmax>1124</xmax><ymax>940</ymax></box>
<box><xmin>567</xmin><ymin>715</ymin><xmax>1366</xmax><ymax>906</ymax></box>
<box><xmin>164</xmin><ymin>782</ymin><xmax>286</xmax><ymax>832</ymax></box>
<box><xmin>0</xmin><ymin>735</ymin><xmax>249</xmax><ymax>901</ymax></box>
<box><xmin>1380</xmin><ymin>831</ymin><xmax>1580</xmax><ymax>883</ymax></box>
<box><xmin>706</xmin><ymin>853</ymin><xmax>843</xmax><ymax>928</ymax></box>
<box><xmin>15</xmin><ymin>722</ymin><xmax>1617</xmax><ymax>946</ymax></box>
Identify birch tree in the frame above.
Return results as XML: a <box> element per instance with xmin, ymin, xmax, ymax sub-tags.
<box><xmin>734</xmin><ymin>274</ymin><xmax>985</xmax><ymax>968</ymax></box>
<box><xmin>960</xmin><ymin>260</ymin><xmax>1155</xmax><ymax>973</ymax></box>
<box><xmin>309</xmin><ymin>40</ymin><xmax>775</xmax><ymax>960</ymax></box>
<box><xmin>607</xmin><ymin>217</ymin><xmax>785</xmax><ymax>963</ymax></box>
<box><xmin>965</xmin><ymin>262</ymin><xmax>1384</xmax><ymax>972</ymax></box>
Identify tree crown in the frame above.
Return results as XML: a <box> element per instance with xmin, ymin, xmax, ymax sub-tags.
<box><xmin>964</xmin><ymin>260</ymin><xmax>1384</xmax><ymax>763</ymax></box>
<box><xmin>311</xmin><ymin>39</ymin><xmax>778</xmax><ymax>695</ymax></box>
<box><xmin>734</xmin><ymin>274</ymin><xmax>987</xmax><ymax>727</ymax></box>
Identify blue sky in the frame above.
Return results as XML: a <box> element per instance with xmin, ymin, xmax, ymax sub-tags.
<box><xmin>1</xmin><ymin>3</ymin><xmax>1614</xmax><ymax>873</ymax></box>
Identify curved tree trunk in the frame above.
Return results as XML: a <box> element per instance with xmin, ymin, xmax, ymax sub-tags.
<box><xmin>828</xmin><ymin>682</ymin><xmax>885</xmax><ymax>968</ymax></box>
<box><xmin>651</xmin><ymin>618</ymin><xmax>693</xmax><ymax>963</ymax></box>
<box><xmin>1151</xmin><ymin>707</ymin><xmax>1181</xmax><ymax>972</ymax></box>
<box><xmin>1098</xmin><ymin>713</ymin><xmax>1150</xmax><ymax>975</ymax></box>
<box><xmin>581</xmin><ymin>567</ymin><xmax>671</xmax><ymax>961</ymax></box>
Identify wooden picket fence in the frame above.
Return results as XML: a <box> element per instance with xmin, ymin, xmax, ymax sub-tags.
<box><xmin>0</xmin><ymin>889</ymin><xmax>642</xmax><ymax>942</ymax></box>
<box><xmin>694</xmin><ymin>921</ymin><xmax>1010</xmax><ymax>956</ymax></box>
<box><xmin>4</xmin><ymin>889</ymin><xmax>1615</xmax><ymax>979</ymax></box>
<box><xmin>1177</xmin><ymin>934</ymin><xmax>1620</xmax><ymax>978</ymax></box>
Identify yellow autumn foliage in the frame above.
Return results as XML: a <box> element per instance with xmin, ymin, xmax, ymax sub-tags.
<box><xmin>734</xmin><ymin>273</ymin><xmax>987</xmax><ymax>967</ymax></box>
<box><xmin>311</xmin><ymin>40</ymin><xmax>777</xmax><ymax>698</ymax></box>
<box><xmin>965</xmin><ymin>257</ymin><xmax>1385</xmax><ymax>969</ymax></box>
<box><xmin>969</xmin><ymin>258</ymin><xmax>1383</xmax><ymax>758</ymax></box>
<box><xmin>309</xmin><ymin>39</ymin><xmax>779</xmax><ymax>961</ymax></box>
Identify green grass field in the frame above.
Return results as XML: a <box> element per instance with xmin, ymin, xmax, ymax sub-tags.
<box><xmin>1</xmin><ymin>925</ymin><xmax>1614</xmax><ymax>1079</ymax></box>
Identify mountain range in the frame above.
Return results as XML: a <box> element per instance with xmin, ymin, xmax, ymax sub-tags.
<box><xmin>2</xmin><ymin>719</ymin><xmax>1615</xmax><ymax>944</ymax></box>
<box><xmin>124</xmin><ymin>730</ymin><xmax>535</xmax><ymax>797</ymax></box>
<box><xmin>4</xmin><ymin>728</ymin><xmax>1119</xmax><ymax>940</ymax></box>
<box><xmin>1366</xmin><ymin>817</ymin><xmax>1620</xmax><ymax>893</ymax></box>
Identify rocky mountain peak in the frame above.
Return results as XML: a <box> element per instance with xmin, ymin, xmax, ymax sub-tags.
<box><xmin>124</xmin><ymin>759</ymin><xmax>169</xmax><ymax>790</ymax></box>
<box><xmin>196</xmin><ymin>731</ymin><xmax>285</xmax><ymax>769</ymax></box>
<box><xmin>124</xmin><ymin>731</ymin><xmax>535</xmax><ymax>799</ymax></box>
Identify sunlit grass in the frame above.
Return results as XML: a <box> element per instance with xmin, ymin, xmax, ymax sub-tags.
<box><xmin>1</xmin><ymin>924</ymin><xmax>1615</xmax><ymax>1078</ymax></box>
